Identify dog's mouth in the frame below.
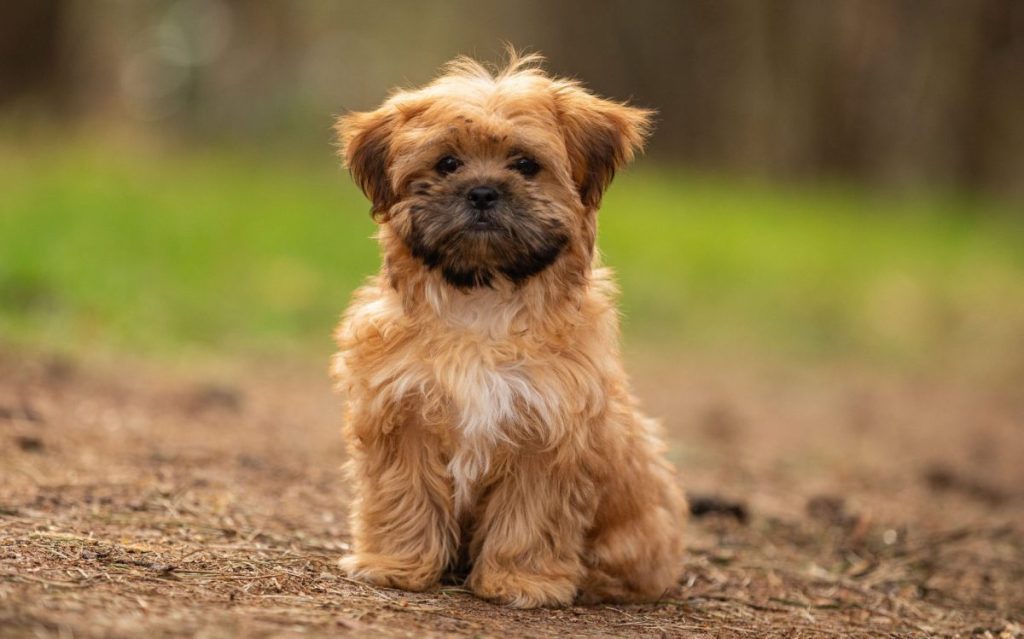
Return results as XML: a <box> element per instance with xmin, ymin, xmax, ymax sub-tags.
<box><xmin>404</xmin><ymin>203</ymin><xmax>569</xmax><ymax>289</ymax></box>
<box><xmin>468</xmin><ymin>219</ymin><xmax>501</xmax><ymax>232</ymax></box>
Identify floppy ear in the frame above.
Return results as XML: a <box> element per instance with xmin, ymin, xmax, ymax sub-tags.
<box><xmin>554</xmin><ymin>84</ymin><xmax>654</xmax><ymax>208</ymax></box>
<box><xmin>335</xmin><ymin>108</ymin><xmax>399</xmax><ymax>220</ymax></box>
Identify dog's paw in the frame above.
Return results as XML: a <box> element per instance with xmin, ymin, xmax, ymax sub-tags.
<box><xmin>339</xmin><ymin>553</ymin><xmax>439</xmax><ymax>592</ymax></box>
<box><xmin>468</xmin><ymin>567</ymin><xmax>577</xmax><ymax>608</ymax></box>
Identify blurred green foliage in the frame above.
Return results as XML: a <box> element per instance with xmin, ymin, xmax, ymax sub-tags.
<box><xmin>2</xmin><ymin>143</ymin><xmax>1022</xmax><ymax>367</ymax></box>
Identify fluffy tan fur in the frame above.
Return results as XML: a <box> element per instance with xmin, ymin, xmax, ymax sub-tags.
<box><xmin>331</xmin><ymin>53</ymin><xmax>686</xmax><ymax>608</ymax></box>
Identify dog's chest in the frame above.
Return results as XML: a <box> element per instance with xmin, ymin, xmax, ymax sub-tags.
<box><xmin>427</xmin><ymin>342</ymin><xmax>553</xmax><ymax>511</ymax></box>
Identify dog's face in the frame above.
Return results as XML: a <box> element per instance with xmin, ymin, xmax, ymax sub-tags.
<box><xmin>337</xmin><ymin>55</ymin><xmax>652</xmax><ymax>289</ymax></box>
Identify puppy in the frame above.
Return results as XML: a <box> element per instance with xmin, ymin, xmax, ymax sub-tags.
<box><xmin>332</xmin><ymin>53</ymin><xmax>686</xmax><ymax>608</ymax></box>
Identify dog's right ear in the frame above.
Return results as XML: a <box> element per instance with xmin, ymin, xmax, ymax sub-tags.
<box><xmin>335</xmin><ymin>108</ymin><xmax>398</xmax><ymax>220</ymax></box>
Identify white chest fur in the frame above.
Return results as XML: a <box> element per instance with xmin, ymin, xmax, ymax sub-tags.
<box><xmin>347</xmin><ymin>283</ymin><xmax>568</xmax><ymax>513</ymax></box>
<box><xmin>425</xmin><ymin>287</ymin><xmax>560</xmax><ymax>512</ymax></box>
<box><xmin>434</xmin><ymin>346</ymin><xmax>547</xmax><ymax>512</ymax></box>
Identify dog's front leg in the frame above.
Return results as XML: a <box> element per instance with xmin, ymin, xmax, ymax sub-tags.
<box><xmin>467</xmin><ymin>452</ymin><xmax>594</xmax><ymax>608</ymax></box>
<box><xmin>340</xmin><ymin>408</ymin><xmax>457</xmax><ymax>592</ymax></box>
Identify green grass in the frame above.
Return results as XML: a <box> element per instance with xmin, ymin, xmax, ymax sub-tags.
<box><xmin>2</xmin><ymin>142</ymin><xmax>1022</xmax><ymax>367</ymax></box>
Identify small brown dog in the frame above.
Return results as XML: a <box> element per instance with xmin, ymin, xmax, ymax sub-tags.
<box><xmin>332</xmin><ymin>53</ymin><xmax>686</xmax><ymax>608</ymax></box>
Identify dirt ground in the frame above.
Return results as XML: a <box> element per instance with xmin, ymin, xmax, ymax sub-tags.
<box><xmin>1</xmin><ymin>346</ymin><xmax>1022</xmax><ymax>638</ymax></box>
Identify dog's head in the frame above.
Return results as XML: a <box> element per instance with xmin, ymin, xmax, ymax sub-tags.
<box><xmin>336</xmin><ymin>53</ymin><xmax>652</xmax><ymax>290</ymax></box>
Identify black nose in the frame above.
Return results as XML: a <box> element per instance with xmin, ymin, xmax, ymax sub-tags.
<box><xmin>466</xmin><ymin>186</ymin><xmax>500</xmax><ymax>210</ymax></box>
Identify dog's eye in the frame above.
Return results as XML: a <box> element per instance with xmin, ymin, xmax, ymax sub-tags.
<box><xmin>435</xmin><ymin>155</ymin><xmax>462</xmax><ymax>176</ymax></box>
<box><xmin>512</xmin><ymin>157</ymin><xmax>540</xmax><ymax>178</ymax></box>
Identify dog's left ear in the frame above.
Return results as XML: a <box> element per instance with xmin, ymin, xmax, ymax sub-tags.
<box><xmin>554</xmin><ymin>84</ymin><xmax>654</xmax><ymax>209</ymax></box>
<box><xmin>335</xmin><ymin>107</ymin><xmax>399</xmax><ymax>220</ymax></box>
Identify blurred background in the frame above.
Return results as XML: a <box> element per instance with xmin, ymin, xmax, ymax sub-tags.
<box><xmin>2</xmin><ymin>0</ymin><xmax>1023</xmax><ymax>373</ymax></box>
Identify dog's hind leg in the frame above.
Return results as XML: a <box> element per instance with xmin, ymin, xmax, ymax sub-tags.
<box><xmin>578</xmin><ymin>416</ymin><xmax>687</xmax><ymax>603</ymax></box>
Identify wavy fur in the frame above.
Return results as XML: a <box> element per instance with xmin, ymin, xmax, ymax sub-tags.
<box><xmin>332</xmin><ymin>52</ymin><xmax>685</xmax><ymax>608</ymax></box>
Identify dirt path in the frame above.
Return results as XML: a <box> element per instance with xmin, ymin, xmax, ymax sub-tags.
<box><xmin>1</xmin><ymin>348</ymin><xmax>1022</xmax><ymax>637</ymax></box>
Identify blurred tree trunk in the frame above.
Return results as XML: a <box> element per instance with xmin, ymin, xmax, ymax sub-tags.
<box><xmin>540</xmin><ymin>0</ymin><xmax>1023</xmax><ymax>198</ymax></box>
<box><xmin>0</xmin><ymin>0</ymin><xmax>70</xmax><ymax>110</ymax></box>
